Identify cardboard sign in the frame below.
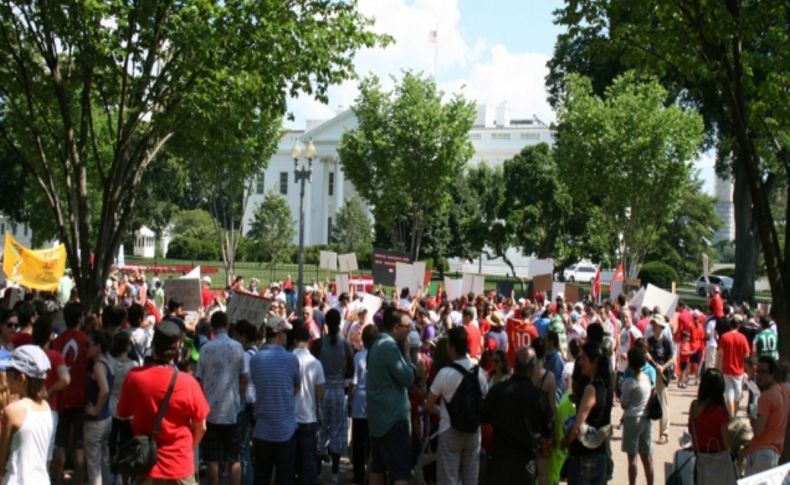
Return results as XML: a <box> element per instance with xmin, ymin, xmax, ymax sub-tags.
<box><xmin>551</xmin><ymin>282</ymin><xmax>566</xmax><ymax>300</ymax></box>
<box><xmin>361</xmin><ymin>293</ymin><xmax>382</xmax><ymax>323</ymax></box>
<box><xmin>527</xmin><ymin>258</ymin><xmax>554</xmax><ymax>278</ymax></box>
<box><xmin>226</xmin><ymin>292</ymin><xmax>272</xmax><ymax>327</ymax></box>
<box><xmin>372</xmin><ymin>248</ymin><xmax>411</xmax><ymax>286</ymax></box>
<box><xmin>630</xmin><ymin>287</ymin><xmax>646</xmax><ymax>310</ymax></box>
<box><xmin>533</xmin><ymin>273</ymin><xmax>552</xmax><ymax>293</ymax></box>
<box><xmin>565</xmin><ymin>283</ymin><xmax>581</xmax><ymax>303</ymax></box>
<box><xmin>163</xmin><ymin>278</ymin><xmax>201</xmax><ymax>311</ymax></box>
<box><xmin>319</xmin><ymin>251</ymin><xmax>338</xmax><ymax>271</ymax></box>
<box><xmin>444</xmin><ymin>277</ymin><xmax>463</xmax><ymax>301</ymax></box>
<box><xmin>641</xmin><ymin>283</ymin><xmax>679</xmax><ymax>317</ymax></box>
<box><xmin>335</xmin><ymin>273</ymin><xmax>350</xmax><ymax>294</ymax></box>
<box><xmin>462</xmin><ymin>274</ymin><xmax>485</xmax><ymax>296</ymax></box>
<box><xmin>338</xmin><ymin>253</ymin><xmax>358</xmax><ymax>272</ymax></box>
<box><xmin>495</xmin><ymin>280</ymin><xmax>515</xmax><ymax>297</ymax></box>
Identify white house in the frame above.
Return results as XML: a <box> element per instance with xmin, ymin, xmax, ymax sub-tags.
<box><xmin>242</xmin><ymin>103</ymin><xmax>554</xmax><ymax>247</ymax></box>
<box><xmin>133</xmin><ymin>225</ymin><xmax>156</xmax><ymax>258</ymax></box>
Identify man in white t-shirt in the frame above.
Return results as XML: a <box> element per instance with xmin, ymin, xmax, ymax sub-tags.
<box><xmin>704</xmin><ymin>316</ymin><xmax>718</xmax><ymax>371</ymax></box>
<box><xmin>618</xmin><ymin>312</ymin><xmax>643</xmax><ymax>373</ymax></box>
<box><xmin>292</xmin><ymin>325</ymin><xmax>325</xmax><ymax>485</ymax></box>
<box><xmin>426</xmin><ymin>326</ymin><xmax>488</xmax><ymax>485</ymax></box>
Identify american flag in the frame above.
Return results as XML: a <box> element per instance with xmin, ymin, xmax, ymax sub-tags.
<box><xmin>428</xmin><ymin>30</ymin><xmax>437</xmax><ymax>43</ymax></box>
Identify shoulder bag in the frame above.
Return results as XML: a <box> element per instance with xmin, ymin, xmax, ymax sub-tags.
<box><xmin>112</xmin><ymin>367</ymin><xmax>179</xmax><ymax>476</ymax></box>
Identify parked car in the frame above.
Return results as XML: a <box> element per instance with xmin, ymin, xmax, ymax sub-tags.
<box><xmin>562</xmin><ymin>262</ymin><xmax>598</xmax><ymax>283</ymax></box>
<box><xmin>696</xmin><ymin>274</ymin><xmax>734</xmax><ymax>298</ymax></box>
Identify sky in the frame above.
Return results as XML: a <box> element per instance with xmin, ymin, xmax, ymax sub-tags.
<box><xmin>285</xmin><ymin>0</ymin><xmax>717</xmax><ymax>193</ymax></box>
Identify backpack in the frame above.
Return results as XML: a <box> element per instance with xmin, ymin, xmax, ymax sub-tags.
<box><xmin>445</xmin><ymin>363</ymin><xmax>483</xmax><ymax>433</ymax></box>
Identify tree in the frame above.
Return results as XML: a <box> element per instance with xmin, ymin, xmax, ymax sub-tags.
<box><xmin>331</xmin><ymin>194</ymin><xmax>373</xmax><ymax>253</ymax></box>
<box><xmin>0</xmin><ymin>0</ymin><xmax>385</xmax><ymax>311</ymax></box>
<box><xmin>549</xmin><ymin>0</ymin><xmax>790</xmax><ymax>360</ymax></box>
<box><xmin>339</xmin><ymin>72</ymin><xmax>476</xmax><ymax>260</ymax></box>
<box><xmin>247</xmin><ymin>191</ymin><xmax>295</xmax><ymax>266</ymax></box>
<box><xmin>554</xmin><ymin>72</ymin><xmax>704</xmax><ymax>277</ymax></box>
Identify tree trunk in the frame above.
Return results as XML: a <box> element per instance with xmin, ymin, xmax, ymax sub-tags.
<box><xmin>732</xmin><ymin>158</ymin><xmax>758</xmax><ymax>305</ymax></box>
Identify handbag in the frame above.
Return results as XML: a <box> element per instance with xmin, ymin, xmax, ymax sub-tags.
<box><xmin>112</xmin><ymin>367</ymin><xmax>179</xmax><ymax>476</ymax></box>
<box><xmin>646</xmin><ymin>389</ymin><xmax>662</xmax><ymax>421</ymax></box>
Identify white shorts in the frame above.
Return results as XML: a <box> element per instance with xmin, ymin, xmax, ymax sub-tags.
<box><xmin>724</xmin><ymin>374</ymin><xmax>744</xmax><ymax>403</ymax></box>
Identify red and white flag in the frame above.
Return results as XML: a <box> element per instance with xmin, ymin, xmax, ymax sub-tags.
<box><xmin>428</xmin><ymin>30</ymin><xmax>437</xmax><ymax>43</ymax></box>
<box><xmin>591</xmin><ymin>267</ymin><xmax>602</xmax><ymax>302</ymax></box>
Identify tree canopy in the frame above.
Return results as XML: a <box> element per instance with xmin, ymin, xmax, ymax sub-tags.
<box><xmin>247</xmin><ymin>190</ymin><xmax>295</xmax><ymax>266</ymax></box>
<box><xmin>331</xmin><ymin>194</ymin><xmax>373</xmax><ymax>253</ymax></box>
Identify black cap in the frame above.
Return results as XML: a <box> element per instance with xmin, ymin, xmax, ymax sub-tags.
<box><xmin>154</xmin><ymin>319</ymin><xmax>183</xmax><ymax>349</ymax></box>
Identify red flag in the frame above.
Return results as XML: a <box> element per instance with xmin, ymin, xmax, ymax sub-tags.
<box><xmin>592</xmin><ymin>267</ymin><xmax>602</xmax><ymax>301</ymax></box>
<box><xmin>612</xmin><ymin>262</ymin><xmax>624</xmax><ymax>282</ymax></box>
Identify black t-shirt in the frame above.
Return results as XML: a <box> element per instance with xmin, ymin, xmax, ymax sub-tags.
<box><xmin>739</xmin><ymin>325</ymin><xmax>759</xmax><ymax>348</ymax></box>
<box><xmin>570</xmin><ymin>377</ymin><xmax>612</xmax><ymax>456</ymax></box>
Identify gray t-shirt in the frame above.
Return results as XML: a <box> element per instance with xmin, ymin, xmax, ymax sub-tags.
<box><xmin>620</xmin><ymin>372</ymin><xmax>651</xmax><ymax>417</ymax></box>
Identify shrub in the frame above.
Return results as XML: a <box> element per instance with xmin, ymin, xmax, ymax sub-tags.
<box><xmin>166</xmin><ymin>235</ymin><xmax>219</xmax><ymax>261</ymax></box>
<box><xmin>637</xmin><ymin>261</ymin><xmax>679</xmax><ymax>289</ymax></box>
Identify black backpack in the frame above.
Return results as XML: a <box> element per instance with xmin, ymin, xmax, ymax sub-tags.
<box><xmin>446</xmin><ymin>363</ymin><xmax>483</xmax><ymax>433</ymax></box>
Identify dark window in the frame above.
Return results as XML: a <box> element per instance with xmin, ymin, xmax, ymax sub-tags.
<box><xmin>256</xmin><ymin>172</ymin><xmax>265</xmax><ymax>194</ymax></box>
<box><xmin>279</xmin><ymin>172</ymin><xmax>288</xmax><ymax>195</ymax></box>
<box><xmin>328</xmin><ymin>172</ymin><xmax>335</xmax><ymax>196</ymax></box>
<box><xmin>327</xmin><ymin>217</ymin><xmax>333</xmax><ymax>243</ymax></box>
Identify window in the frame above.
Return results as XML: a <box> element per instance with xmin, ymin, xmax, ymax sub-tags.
<box><xmin>256</xmin><ymin>172</ymin><xmax>265</xmax><ymax>194</ymax></box>
<box><xmin>491</xmin><ymin>133</ymin><xmax>511</xmax><ymax>140</ymax></box>
<box><xmin>328</xmin><ymin>172</ymin><xmax>335</xmax><ymax>196</ymax></box>
<box><xmin>521</xmin><ymin>133</ymin><xmax>540</xmax><ymax>140</ymax></box>
<box><xmin>279</xmin><ymin>172</ymin><xmax>288</xmax><ymax>195</ymax></box>
<box><xmin>470</xmin><ymin>133</ymin><xmax>482</xmax><ymax>140</ymax></box>
<box><xmin>327</xmin><ymin>217</ymin><xmax>333</xmax><ymax>243</ymax></box>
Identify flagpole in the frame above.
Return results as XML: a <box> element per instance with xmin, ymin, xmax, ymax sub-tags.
<box><xmin>433</xmin><ymin>24</ymin><xmax>438</xmax><ymax>80</ymax></box>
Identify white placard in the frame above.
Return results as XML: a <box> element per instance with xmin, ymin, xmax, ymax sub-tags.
<box><xmin>361</xmin><ymin>293</ymin><xmax>382</xmax><ymax>323</ymax></box>
<box><xmin>226</xmin><ymin>292</ymin><xmax>272</xmax><ymax>327</ymax></box>
<box><xmin>551</xmin><ymin>282</ymin><xmax>566</xmax><ymax>299</ymax></box>
<box><xmin>461</xmin><ymin>274</ymin><xmax>485</xmax><ymax>296</ymax></box>
<box><xmin>444</xmin><ymin>277</ymin><xmax>463</xmax><ymax>301</ymax></box>
<box><xmin>338</xmin><ymin>253</ymin><xmax>359</xmax><ymax>272</ymax></box>
<box><xmin>163</xmin><ymin>278</ymin><xmax>202</xmax><ymax>311</ymax></box>
<box><xmin>395</xmin><ymin>262</ymin><xmax>422</xmax><ymax>295</ymax></box>
<box><xmin>413</xmin><ymin>261</ymin><xmax>427</xmax><ymax>290</ymax></box>
<box><xmin>610</xmin><ymin>281</ymin><xmax>624</xmax><ymax>301</ymax></box>
<box><xmin>319</xmin><ymin>251</ymin><xmax>338</xmax><ymax>271</ymax></box>
<box><xmin>527</xmin><ymin>258</ymin><xmax>554</xmax><ymax>278</ymax></box>
<box><xmin>736</xmin><ymin>462</ymin><xmax>790</xmax><ymax>485</ymax></box>
<box><xmin>182</xmin><ymin>266</ymin><xmax>200</xmax><ymax>279</ymax></box>
<box><xmin>336</xmin><ymin>273</ymin><xmax>350</xmax><ymax>295</ymax></box>
<box><xmin>641</xmin><ymin>283</ymin><xmax>680</xmax><ymax>317</ymax></box>
<box><xmin>702</xmin><ymin>253</ymin><xmax>710</xmax><ymax>286</ymax></box>
<box><xmin>630</xmin><ymin>287</ymin><xmax>646</xmax><ymax>310</ymax></box>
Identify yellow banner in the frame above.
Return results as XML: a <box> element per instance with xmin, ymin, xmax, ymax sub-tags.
<box><xmin>2</xmin><ymin>234</ymin><xmax>67</xmax><ymax>291</ymax></box>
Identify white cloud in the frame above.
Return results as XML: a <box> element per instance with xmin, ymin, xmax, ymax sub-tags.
<box><xmin>285</xmin><ymin>0</ymin><xmax>553</xmax><ymax>127</ymax></box>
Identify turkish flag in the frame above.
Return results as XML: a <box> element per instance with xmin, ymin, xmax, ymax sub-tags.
<box><xmin>592</xmin><ymin>267</ymin><xmax>602</xmax><ymax>301</ymax></box>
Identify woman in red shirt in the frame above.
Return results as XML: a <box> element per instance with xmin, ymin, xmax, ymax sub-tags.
<box><xmin>688</xmin><ymin>368</ymin><xmax>737</xmax><ymax>485</ymax></box>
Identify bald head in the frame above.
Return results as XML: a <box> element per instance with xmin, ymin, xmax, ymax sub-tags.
<box><xmin>514</xmin><ymin>347</ymin><xmax>537</xmax><ymax>376</ymax></box>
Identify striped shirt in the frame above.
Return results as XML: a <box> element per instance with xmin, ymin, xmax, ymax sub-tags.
<box><xmin>250</xmin><ymin>344</ymin><xmax>300</xmax><ymax>442</ymax></box>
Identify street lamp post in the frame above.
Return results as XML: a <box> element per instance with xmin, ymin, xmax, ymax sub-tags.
<box><xmin>292</xmin><ymin>139</ymin><xmax>316</xmax><ymax>314</ymax></box>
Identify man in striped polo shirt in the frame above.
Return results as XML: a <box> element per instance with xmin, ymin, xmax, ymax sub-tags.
<box><xmin>250</xmin><ymin>316</ymin><xmax>300</xmax><ymax>484</ymax></box>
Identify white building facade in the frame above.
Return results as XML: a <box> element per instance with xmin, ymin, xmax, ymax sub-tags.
<box><xmin>713</xmin><ymin>176</ymin><xmax>735</xmax><ymax>242</ymax></box>
<box><xmin>242</xmin><ymin>104</ymin><xmax>554</xmax><ymax>246</ymax></box>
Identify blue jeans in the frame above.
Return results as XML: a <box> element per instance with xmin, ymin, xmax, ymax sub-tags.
<box><xmin>254</xmin><ymin>434</ymin><xmax>296</xmax><ymax>485</ymax></box>
<box><xmin>238</xmin><ymin>407</ymin><xmax>254</xmax><ymax>485</ymax></box>
<box><xmin>295</xmin><ymin>423</ymin><xmax>319</xmax><ymax>485</ymax></box>
<box><xmin>566</xmin><ymin>453</ymin><xmax>607</xmax><ymax>485</ymax></box>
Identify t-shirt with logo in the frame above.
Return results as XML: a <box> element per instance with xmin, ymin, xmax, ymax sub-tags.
<box><xmin>44</xmin><ymin>348</ymin><xmax>65</xmax><ymax>412</ymax></box>
<box><xmin>718</xmin><ymin>330</ymin><xmax>750</xmax><ymax>376</ymax></box>
<box><xmin>51</xmin><ymin>328</ymin><xmax>89</xmax><ymax>409</ymax></box>
<box><xmin>506</xmin><ymin>318</ymin><xmax>538</xmax><ymax>368</ymax></box>
<box><xmin>754</xmin><ymin>330</ymin><xmax>779</xmax><ymax>361</ymax></box>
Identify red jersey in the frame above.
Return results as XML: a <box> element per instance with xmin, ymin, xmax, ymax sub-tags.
<box><xmin>636</xmin><ymin>318</ymin><xmax>650</xmax><ymax>335</ymax></box>
<box><xmin>11</xmin><ymin>333</ymin><xmax>33</xmax><ymax>348</ymax></box>
<box><xmin>117</xmin><ymin>366</ymin><xmax>210</xmax><ymax>480</ymax></box>
<box><xmin>51</xmin><ymin>328</ymin><xmax>89</xmax><ymax>410</ymax></box>
<box><xmin>506</xmin><ymin>318</ymin><xmax>538</xmax><ymax>368</ymax></box>
<box><xmin>709</xmin><ymin>295</ymin><xmax>724</xmax><ymax>318</ymax></box>
<box><xmin>675</xmin><ymin>310</ymin><xmax>694</xmax><ymax>342</ymax></box>
<box><xmin>44</xmin><ymin>348</ymin><xmax>65</xmax><ymax>412</ymax></box>
<box><xmin>679</xmin><ymin>342</ymin><xmax>693</xmax><ymax>364</ymax></box>
<box><xmin>465</xmin><ymin>323</ymin><xmax>482</xmax><ymax>361</ymax></box>
<box><xmin>201</xmin><ymin>287</ymin><xmax>214</xmax><ymax>308</ymax></box>
<box><xmin>718</xmin><ymin>330</ymin><xmax>750</xmax><ymax>376</ymax></box>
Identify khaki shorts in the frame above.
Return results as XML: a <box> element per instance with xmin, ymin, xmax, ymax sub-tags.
<box><xmin>723</xmin><ymin>374</ymin><xmax>744</xmax><ymax>403</ymax></box>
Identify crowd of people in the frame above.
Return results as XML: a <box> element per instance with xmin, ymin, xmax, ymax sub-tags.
<box><xmin>0</xmin><ymin>269</ymin><xmax>787</xmax><ymax>485</ymax></box>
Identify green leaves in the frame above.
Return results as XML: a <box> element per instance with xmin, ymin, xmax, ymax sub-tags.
<box><xmin>247</xmin><ymin>190</ymin><xmax>295</xmax><ymax>266</ymax></box>
<box><xmin>331</xmin><ymin>194</ymin><xmax>372</xmax><ymax>253</ymax></box>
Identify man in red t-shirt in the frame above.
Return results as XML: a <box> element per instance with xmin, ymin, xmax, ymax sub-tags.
<box><xmin>717</xmin><ymin>316</ymin><xmax>751</xmax><ymax>416</ymax></box>
<box><xmin>708</xmin><ymin>287</ymin><xmax>725</xmax><ymax>318</ymax></box>
<box><xmin>505</xmin><ymin>316</ymin><xmax>538</xmax><ymax>368</ymax></box>
<box><xmin>201</xmin><ymin>276</ymin><xmax>215</xmax><ymax>309</ymax></box>
<box><xmin>117</xmin><ymin>320</ymin><xmax>209</xmax><ymax>482</ymax></box>
<box><xmin>50</xmin><ymin>301</ymin><xmax>89</xmax><ymax>485</ymax></box>
<box><xmin>462</xmin><ymin>308</ymin><xmax>482</xmax><ymax>363</ymax></box>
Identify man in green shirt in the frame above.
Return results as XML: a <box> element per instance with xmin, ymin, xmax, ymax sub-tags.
<box><xmin>153</xmin><ymin>281</ymin><xmax>165</xmax><ymax>312</ymax></box>
<box><xmin>366</xmin><ymin>307</ymin><xmax>416</xmax><ymax>485</ymax></box>
<box><xmin>753</xmin><ymin>316</ymin><xmax>779</xmax><ymax>361</ymax></box>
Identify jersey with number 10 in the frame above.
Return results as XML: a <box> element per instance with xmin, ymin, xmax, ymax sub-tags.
<box><xmin>506</xmin><ymin>318</ymin><xmax>538</xmax><ymax>368</ymax></box>
<box><xmin>754</xmin><ymin>329</ymin><xmax>779</xmax><ymax>360</ymax></box>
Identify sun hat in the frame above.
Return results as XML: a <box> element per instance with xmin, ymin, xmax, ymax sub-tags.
<box><xmin>650</xmin><ymin>314</ymin><xmax>668</xmax><ymax>328</ymax></box>
<box><xmin>202</xmin><ymin>276</ymin><xmax>212</xmax><ymax>285</ymax></box>
<box><xmin>8</xmin><ymin>345</ymin><xmax>50</xmax><ymax>379</ymax></box>
<box><xmin>489</xmin><ymin>312</ymin><xmax>505</xmax><ymax>327</ymax></box>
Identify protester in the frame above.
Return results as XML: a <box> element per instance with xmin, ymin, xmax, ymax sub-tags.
<box><xmin>350</xmin><ymin>324</ymin><xmax>378</xmax><ymax>485</ymax></box>
<box><xmin>425</xmin><ymin>326</ymin><xmax>488</xmax><ymax>484</ymax></box>
<box><xmin>195</xmin><ymin>311</ymin><xmax>249</xmax><ymax>485</ymax></box>
<box><xmin>84</xmin><ymin>330</ymin><xmax>113</xmax><ymax>485</ymax></box>
<box><xmin>742</xmin><ymin>356</ymin><xmax>790</xmax><ymax>475</ymax></box>
<box><xmin>366</xmin><ymin>307</ymin><xmax>415</xmax><ymax>485</ymax></box>
<box><xmin>293</xmin><ymin>324</ymin><xmax>325</xmax><ymax>485</ymax></box>
<box><xmin>620</xmin><ymin>347</ymin><xmax>653</xmax><ymax>485</ymax></box>
<box><xmin>645</xmin><ymin>315</ymin><xmax>672</xmax><ymax>445</ymax></box>
<box><xmin>250</xmin><ymin>316</ymin><xmax>299</xmax><ymax>485</ymax></box>
<box><xmin>488</xmin><ymin>349</ymin><xmax>509</xmax><ymax>385</ymax></box>
<box><xmin>107</xmin><ymin>331</ymin><xmax>137</xmax><ymax>478</ymax></box>
<box><xmin>117</xmin><ymin>319</ymin><xmax>209</xmax><ymax>484</ymax></box>
<box><xmin>717</xmin><ymin>316</ymin><xmax>751</xmax><ymax>417</ymax></box>
<box><xmin>753</xmin><ymin>316</ymin><xmax>779</xmax><ymax>361</ymax></box>
<box><xmin>482</xmin><ymin>347</ymin><xmax>553</xmax><ymax>483</ymax></box>
<box><xmin>0</xmin><ymin>345</ymin><xmax>53</xmax><ymax>484</ymax></box>
<box><xmin>688</xmin><ymin>368</ymin><xmax>736</xmax><ymax>485</ymax></box>
<box><xmin>545</xmin><ymin>330</ymin><xmax>565</xmax><ymax>401</ymax></box>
